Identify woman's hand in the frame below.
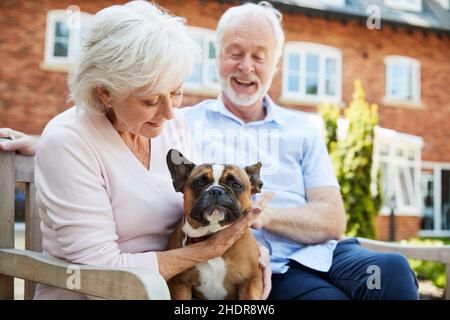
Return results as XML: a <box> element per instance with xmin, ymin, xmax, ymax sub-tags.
<box><xmin>0</xmin><ymin>128</ymin><xmax>38</xmax><ymax>156</ymax></box>
<box><xmin>259</xmin><ymin>245</ymin><xmax>272</xmax><ymax>300</ymax></box>
<box><xmin>251</xmin><ymin>192</ymin><xmax>275</xmax><ymax>230</ymax></box>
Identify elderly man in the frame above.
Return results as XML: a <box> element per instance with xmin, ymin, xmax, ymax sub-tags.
<box><xmin>181</xmin><ymin>2</ymin><xmax>419</xmax><ymax>300</ymax></box>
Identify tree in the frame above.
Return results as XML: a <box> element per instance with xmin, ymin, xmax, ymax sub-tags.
<box><xmin>318</xmin><ymin>80</ymin><xmax>382</xmax><ymax>238</ymax></box>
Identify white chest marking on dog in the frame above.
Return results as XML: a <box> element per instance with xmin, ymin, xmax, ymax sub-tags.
<box><xmin>182</xmin><ymin>219</ymin><xmax>229</xmax><ymax>238</ymax></box>
<box><xmin>196</xmin><ymin>257</ymin><xmax>228</xmax><ymax>300</ymax></box>
<box><xmin>211</xmin><ymin>164</ymin><xmax>225</xmax><ymax>186</ymax></box>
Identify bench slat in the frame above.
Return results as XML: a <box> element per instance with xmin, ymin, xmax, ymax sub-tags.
<box><xmin>0</xmin><ymin>151</ymin><xmax>16</xmax><ymax>299</ymax></box>
<box><xmin>0</xmin><ymin>248</ymin><xmax>170</xmax><ymax>300</ymax></box>
<box><xmin>357</xmin><ymin>237</ymin><xmax>450</xmax><ymax>263</ymax></box>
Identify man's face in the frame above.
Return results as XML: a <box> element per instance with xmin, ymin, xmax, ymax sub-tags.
<box><xmin>218</xmin><ymin>15</ymin><xmax>277</xmax><ymax>107</ymax></box>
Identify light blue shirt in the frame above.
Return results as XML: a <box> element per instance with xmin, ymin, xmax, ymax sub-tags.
<box><xmin>181</xmin><ymin>96</ymin><xmax>340</xmax><ymax>273</ymax></box>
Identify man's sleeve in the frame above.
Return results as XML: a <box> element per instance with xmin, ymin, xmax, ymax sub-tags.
<box><xmin>301</xmin><ymin>125</ymin><xmax>340</xmax><ymax>190</ymax></box>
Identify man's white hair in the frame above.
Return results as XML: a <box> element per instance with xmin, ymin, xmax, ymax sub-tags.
<box><xmin>69</xmin><ymin>0</ymin><xmax>200</xmax><ymax>113</ymax></box>
<box><xmin>216</xmin><ymin>1</ymin><xmax>285</xmax><ymax>66</ymax></box>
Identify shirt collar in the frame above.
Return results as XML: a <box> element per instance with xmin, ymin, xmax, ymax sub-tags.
<box><xmin>206</xmin><ymin>94</ymin><xmax>286</xmax><ymax>126</ymax></box>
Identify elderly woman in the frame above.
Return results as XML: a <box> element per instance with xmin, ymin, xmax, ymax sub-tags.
<box><xmin>0</xmin><ymin>1</ymin><xmax>269</xmax><ymax>299</ymax></box>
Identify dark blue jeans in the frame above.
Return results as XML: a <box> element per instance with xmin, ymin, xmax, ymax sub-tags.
<box><xmin>268</xmin><ymin>238</ymin><xmax>419</xmax><ymax>300</ymax></box>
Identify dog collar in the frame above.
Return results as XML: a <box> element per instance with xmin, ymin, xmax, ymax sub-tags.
<box><xmin>185</xmin><ymin>234</ymin><xmax>211</xmax><ymax>245</ymax></box>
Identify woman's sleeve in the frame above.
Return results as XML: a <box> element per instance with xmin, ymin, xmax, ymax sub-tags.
<box><xmin>35</xmin><ymin>127</ymin><xmax>159</xmax><ymax>272</ymax></box>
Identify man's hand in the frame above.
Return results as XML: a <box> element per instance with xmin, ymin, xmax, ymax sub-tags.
<box><xmin>0</xmin><ymin>128</ymin><xmax>38</xmax><ymax>156</ymax></box>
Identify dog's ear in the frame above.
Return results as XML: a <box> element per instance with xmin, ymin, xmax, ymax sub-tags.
<box><xmin>245</xmin><ymin>162</ymin><xmax>263</xmax><ymax>194</ymax></box>
<box><xmin>166</xmin><ymin>149</ymin><xmax>196</xmax><ymax>193</ymax></box>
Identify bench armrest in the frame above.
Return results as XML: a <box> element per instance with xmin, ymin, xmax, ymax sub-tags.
<box><xmin>357</xmin><ymin>237</ymin><xmax>450</xmax><ymax>263</ymax></box>
<box><xmin>0</xmin><ymin>248</ymin><xmax>170</xmax><ymax>300</ymax></box>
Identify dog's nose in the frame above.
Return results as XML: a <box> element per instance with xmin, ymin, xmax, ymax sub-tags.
<box><xmin>208</xmin><ymin>186</ymin><xmax>226</xmax><ymax>197</ymax></box>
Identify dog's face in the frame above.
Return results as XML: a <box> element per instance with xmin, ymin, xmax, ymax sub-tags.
<box><xmin>166</xmin><ymin>149</ymin><xmax>263</xmax><ymax>234</ymax></box>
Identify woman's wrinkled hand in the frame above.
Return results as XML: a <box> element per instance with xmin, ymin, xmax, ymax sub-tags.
<box><xmin>251</xmin><ymin>192</ymin><xmax>275</xmax><ymax>230</ymax></box>
<box><xmin>0</xmin><ymin>128</ymin><xmax>38</xmax><ymax>156</ymax></box>
<box><xmin>259</xmin><ymin>244</ymin><xmax>272</xmax><ymax>300</ymax></box>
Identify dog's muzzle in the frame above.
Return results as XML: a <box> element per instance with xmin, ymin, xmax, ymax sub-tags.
<box><xmin>189</xmin><ymin>186</ymin><xmax>242</xmax><ymax>226</ymax></box>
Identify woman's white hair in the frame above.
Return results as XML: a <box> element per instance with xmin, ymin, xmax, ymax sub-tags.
<box><xmin>216</xmin><ymin>1</ymin><xmax>285</xmax><ymax>66</ymax></box>
<box><xmin>69</xmin><ymin>0</ymin><xmax>200</xmax><ymax>113</ymax></box>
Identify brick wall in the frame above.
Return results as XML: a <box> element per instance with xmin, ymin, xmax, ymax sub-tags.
<box><xmin>375</xmin><ymin>215</ymin><xmax>422</xmax><ymax>241</ymax></box>
<box><xmin>1</xmin><ymin>0</ymin><xmax>449</xmax><ymax>240</ymax></box>
<box><xmin>1</xmin><ymin>1</ymin><xmax>449</xmax><ymax>162</ymax></box>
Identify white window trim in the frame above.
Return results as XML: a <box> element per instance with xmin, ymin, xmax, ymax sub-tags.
<box><xmin>281</xmin><ymin>42</ymin><xmax>342</xmax><ymax>106</ymax></box>
<box><xmin>384</xmin><ymin>0</ymin><xmax>422</xmax><ymax>12</ymax></box>
<box><xmin>373</xmin><ymin>126</ymin><xmax>423</xmax><ymax>216</ymax></box>
<box><xmin>42</xmin><ymin>10</ymin><xmax>91</xmax><ymax>70</ymax></box>
<box><xmin>384</xmin><ymin>55</ymin><xmax>421</xmax><ymax>106</ymax></box>
<box><xmin>419</xmin><ymin>161</ymin><xmax>450</xmax><ymax>236</ymax></box>
<box><xmin>183</xmin><ymin>27</ymin><xmax>220</xmax><ymax>97</ymax></box>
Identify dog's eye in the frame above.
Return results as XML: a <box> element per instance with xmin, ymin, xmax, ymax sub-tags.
<box><xmin>231</xmin><ymin>182</ymin><xmax>242</xmax><ymax>190</ymax></box>
<box><xmin>193</xmin><ymin>179</ymin><xmax>205</xmax><ymax>188</ymax></box>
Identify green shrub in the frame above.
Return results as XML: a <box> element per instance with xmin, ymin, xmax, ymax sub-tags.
<box><xmin>318</xmin><ymin>80</ymin><xmax>382</xmax><ymax>238</ymax></box>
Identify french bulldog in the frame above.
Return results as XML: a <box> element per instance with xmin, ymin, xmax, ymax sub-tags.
<box><xmin>166</xmin><ymin>148</ymin><xmax>264</xmax><ymax>300</ymax></box>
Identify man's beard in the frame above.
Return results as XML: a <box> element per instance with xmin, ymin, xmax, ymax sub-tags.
<box><xmin>219</xmin><ymin>72</ymin><xmax>272</xmax><ymax>107</ymax></box>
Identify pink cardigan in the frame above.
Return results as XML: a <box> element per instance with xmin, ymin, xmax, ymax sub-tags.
<box><xmin>33</xmin><ymin>106</ymin><xmax>193</xmax><ymax>299</ymax></box>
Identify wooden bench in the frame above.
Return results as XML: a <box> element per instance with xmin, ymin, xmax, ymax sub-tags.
<box><xmin>1</xmin><ymin>146</ymin><xmax>449</xmax><ymax>299</ymax></box>
<box><xmin>0</xmin><ymin>148</ymin><xmax>170</xmax><ymax>300</ymax></box>
<box><xmin>357</xmin><ymin>237</ymin><xmax>450</xmax><ymax>299</ymax></box>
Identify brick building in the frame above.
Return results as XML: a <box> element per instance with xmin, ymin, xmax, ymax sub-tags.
<box><xmin>1</xmin><ymin>0</ymin><xmax>449</xmax><ymax>240</ymax></box>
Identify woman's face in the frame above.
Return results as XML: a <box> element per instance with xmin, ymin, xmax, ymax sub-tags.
<box><xmin>104</xmin><ymin>84</ymin><xmax>183</xmax><ymax>139</ymax></box>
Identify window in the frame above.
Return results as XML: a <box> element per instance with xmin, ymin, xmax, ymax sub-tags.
<box><xmin>384</xmin><ymin>0</ymin><xmax>422</xmax><ymax>12</ymax></box>
<box><xmin>282</xmin><ymin>42</ymin><xmax>342</xmax><ymax>104</ymax></box>
<box><xmin>421</xmin><ymin>171</ymin><xmax>434</xmax><ymax>230</ymax></box>
<box><xmin>373</xmin><ymin>127</ymin><xmax>423</xmax><ymax>215</ymax></box>
<box><xmin>385</xmin><ymin>56</ymin><xmax>421</xmax><ymax>104</ymax></box>
<box><xmin>183</xmin><ymin>27</ymin><xmax>220</xmax><ymax>95</ymax></box>
<box><xmin>44</xmin><ymin>10</ymin><xmax>91</xmax><ymax>68</ymax></box>
<box><xmin>420</xmin><ymin>164</ymin><xmax>450</xmax><ymax>236</ymax></box>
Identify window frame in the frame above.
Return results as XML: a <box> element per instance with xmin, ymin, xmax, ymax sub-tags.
<box><xmin>43</xmin><ymin>10</ymin><xmax>91</xmax><ymax>69</ymax></box>
<box><xmin>183</xmin><ymin>27</ymin><xmax>220</xmax><ymax>96</ymax></box>
<box><xmin>373</xmin><ymin>126</ymin><xmax>423</xmax><ymax>216</ymax></box>
<box><xmin>420</xmin><ymin>162</ymin><xmax>450</xmax><ymax>237</ymax></box>
<box><xmin>282</xmin><ymin>42</ymin><xmax>342</xmax><ymax>105</ymax></box>
<box><xmin>384</xmin><ymin>55</ymin><xmax>421</xmax><ymax>105</ymax></box>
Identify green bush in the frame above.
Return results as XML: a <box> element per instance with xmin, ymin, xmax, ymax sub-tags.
<box><xmin>318</xmin><ymin>80</ymin><xmax>382</xmax><ymax>238</ymax></box>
